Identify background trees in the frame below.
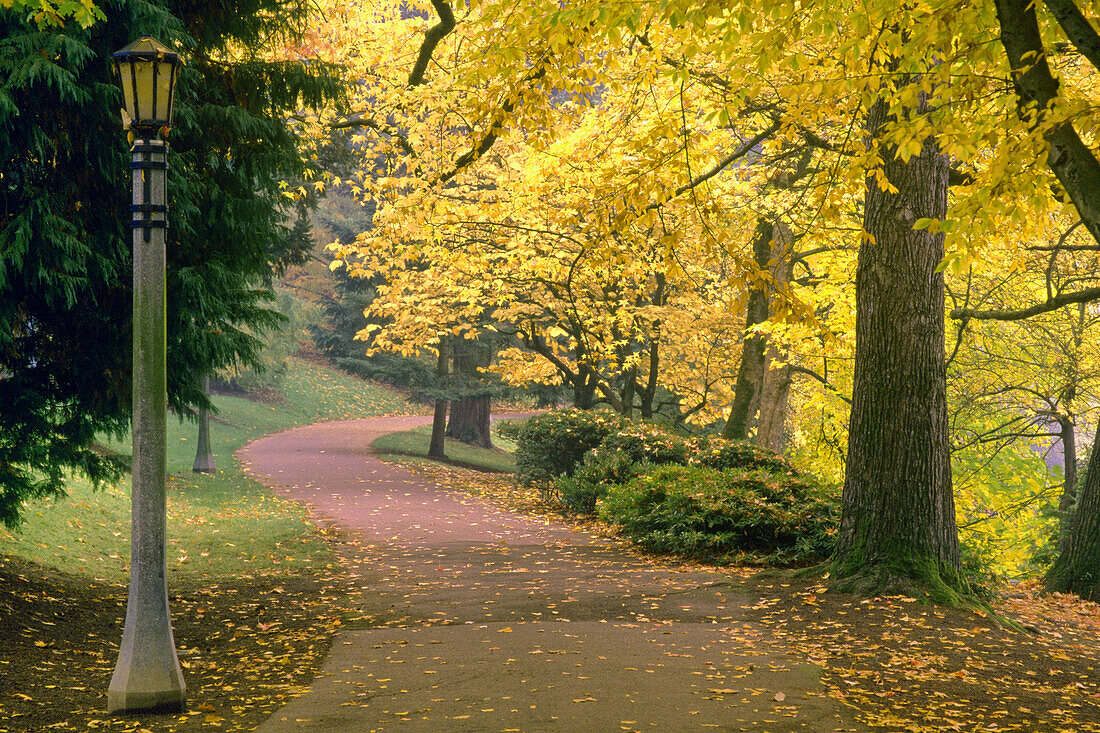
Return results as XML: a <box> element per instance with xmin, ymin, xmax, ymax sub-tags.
<box><xmin>14</xmin><ymin>0</ymin><xmax>1100</xmax><ymax>599</ymax></box>
<box><xmin>295</xmin><ymin>0</ymin><xmax>1100</xmax><ymax>599</ymax></box>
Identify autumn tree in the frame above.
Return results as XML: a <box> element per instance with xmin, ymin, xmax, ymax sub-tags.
<box><xmin>991</xmin><ymin>0</ymin><xmax>1100</xmax><ymax>598</ymax></box>
<box><xmin>299</xmin><ymin>0</ymin><xmax>1100</xmax><ymax>599</ymax></box>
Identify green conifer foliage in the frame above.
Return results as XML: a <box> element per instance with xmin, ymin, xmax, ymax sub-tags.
<box><xmin>0</xmin><ymin>1</ymin><xmax>339</xmax><ymax>526</ymax></box>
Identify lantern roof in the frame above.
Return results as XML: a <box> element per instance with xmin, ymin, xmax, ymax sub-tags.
<box><xmin>112</xmin><ymin>36</ymin><xmax>180</xmax><ymax>65</ymax></box>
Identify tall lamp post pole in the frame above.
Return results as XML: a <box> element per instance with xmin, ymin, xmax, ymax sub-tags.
<box><xmin>108</xmin><ymin>36</ymin><xmax>187</xmax><ymax>715</ymax></box>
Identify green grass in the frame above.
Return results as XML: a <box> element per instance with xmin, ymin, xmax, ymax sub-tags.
<box><xmin>0</xmin><ymin>356</ymin><xmax>422</xmax><ymax>584</ymax></box>
<box><xmin>371</xmin><ymin>424</ymin><xmax>518</xmax><ymax>474</ymax></box>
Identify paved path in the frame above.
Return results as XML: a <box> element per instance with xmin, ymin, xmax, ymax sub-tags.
<box><xmin>238</xmin><ymin>417</ymin><xmax>850</xmax><ymax>732</ymax></box>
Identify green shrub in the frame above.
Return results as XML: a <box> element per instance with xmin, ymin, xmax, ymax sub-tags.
<box><xmin>689</xmin><ymin>437</ymin><xmax>791</xmax><ymax>473</ymax></box>
<box><xmin>511</xmin><ymin>409</ymin><xmax>626</xmax><ymax>486</ymax></box>
<box><xmin>600</xmin><ymin>464</ymin><xmax>839</xmax><ymax>566</ymax></box>
<box><xmin>599</xmin><ymin>424</ymin><xmax>690</xmax><ymax>466</ymax></box>
<box><xmin>554</xmin><ymin>449</ymin><xmax>651</xmax><ymax>514</ymax></box>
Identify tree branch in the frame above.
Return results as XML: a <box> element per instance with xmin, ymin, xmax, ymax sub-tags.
<box><xmin>951</xmin><ymin>286</ymin><xmax>1100</xmax><ymax>321</ymax></box>
<box><xmin>645</xmin><ymin>119</ymin><xmax>781</xmax><ymax>211</ymax></box>
<box><xmin>408</xmin><ymin>0</ymin><xmax>456</xmax><ymax>88</ymax></box>
<box><xmin>1042</xmin><ymin>0</ymin><xmax>1100</xmax><ymax>72</ymax></box>
<box><xmin>994</xmin><ymin>0</ymin><xmax>1100</xmax><ymax>246</ymax></box>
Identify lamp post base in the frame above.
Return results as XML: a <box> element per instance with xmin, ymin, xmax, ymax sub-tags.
<box><xmin>107</xmin><ymin>588</ymin><xmax>186</xmax><ymax>714</ymax></box>
<box><xmin>108</xmin><ymin>683</ymin><xmax>186</xmax><ymax>716</ymax></box>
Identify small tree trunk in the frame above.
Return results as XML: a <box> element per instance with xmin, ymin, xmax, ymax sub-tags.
<box><xmin>428</xmin><ymin>337</ymin><xmax>448</xmax><ymax>460</ymax></box>
<box><xmin>1057</xmin><ymin>416</ymin><xmax>1078</xmax><ymax>551</ymax></box>
<box><xmin>1046</xmin><ymin>436</ymin><xmax>1100</xmax><ymax>600</ymax></box>
<box><xmin>621</xmin><ymin>365</ymin><xmax>636</xmax><ymax>420</ymax></box>
<box><xmin>831</xmin><ymin>93</ymin><xmax>962</xmax><ymax>599</ymax></box>
<box><xmin>722</xmin><ymin>220</ymin><xmax>773</xmax><ymax>441</ymax></box>
<box><xmin>723</xmin><ymin>220</ymin><xmax>793</xmax><ymax>447</ymax></box>
<box><xmin>753</xmin><ymin>344</ymin><xmax>792</xmax><ymax>453</ymax></box>
<box><xmin>192</xmin><ymin>376</ymin><xmax>216</xmax><ymax>474</ymax></box>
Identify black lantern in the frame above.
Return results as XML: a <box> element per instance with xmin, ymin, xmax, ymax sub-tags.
<box><xmin>112</xmin><ymin>36</ymin><xmax>181</xmax><ymax>133</ymax></box>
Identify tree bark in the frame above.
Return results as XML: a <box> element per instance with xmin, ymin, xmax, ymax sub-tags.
<box><xmin>446</xmin><ymin>337</ymin><xmax>493</xmax><ymax>448</ymax></box>
<box><xmin>1046</xmin><ymin>435</ymin><xmax>1100</xmax><ymax>600</ymax></box>
<box><xmin>831</xmin><ymin>93</ymin><xmax>962</xmax><ymax>599</ymax></box>
<box><xmin>428</xmin><ymin>336</ymin><xmax>448</xmax><ymax>460</ymax></box>
<box><xmin>753</xmin><ymin>343</ymin><xmax>792</xmax><ymax>453</ymax></box>
<box><xmin>1057</xmin><ymin>415</ymin><xmax>1078</xmax><ymax>552</ymax></box>
<box><xmin>446</xmin><ymin>396</ymin><xmax>492</xmax><ymax>447</ymax></box>
<box><xmin>723</xmin><ymin>220</ymin><xmax>773</xmax><ymax>442</ymax></box>
<box><xmin>723</xmin><ymin>220</ymin><xmax>793</xmax><ymax>449</ymax></box>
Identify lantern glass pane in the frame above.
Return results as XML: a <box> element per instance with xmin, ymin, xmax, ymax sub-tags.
<box><xmin>154</xmin><ymin>64</ymin><xmax>174</xmax><ymax>124</ymax></box>
<box><xmin>117</xmin><ymin>61</ymin><xmax>138</xmax><ymax>122</ymax></box>
<box><xmin>131</xmin><ymin>59</ymin><xmax>157</xmax><ymax>123</ymax></box>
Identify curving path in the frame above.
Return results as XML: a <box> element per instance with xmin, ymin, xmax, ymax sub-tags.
<box><xmin>238</xmin><ymin>417</ymin><xmax>850</xmax><ymax>732</ymax></box>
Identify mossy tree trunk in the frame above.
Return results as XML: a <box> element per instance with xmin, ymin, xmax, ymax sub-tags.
<box><xmin>1046</xmin><ymin>437</ymin><xmax>1100</xmax><ymax>600</ymax></box>
<box><xmin>831</xmin><ymin>93</ymin><xmax>962</xmax><ymax>600</ymax></box>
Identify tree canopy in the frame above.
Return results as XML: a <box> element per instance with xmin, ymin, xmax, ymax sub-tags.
<box><xmin>284</xmin><ymin>0</ymin><xmax>1100</xmax><ymax>598</ymax></box>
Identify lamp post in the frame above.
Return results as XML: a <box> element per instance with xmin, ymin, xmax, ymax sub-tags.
<box><xmin>108</xmin><ymin>36</ymin><xmax>187</xmax><ymax>715</ymax></box>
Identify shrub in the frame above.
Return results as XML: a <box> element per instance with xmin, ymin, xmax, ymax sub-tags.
<box><xmin>554</xmin><ymin>449</ymin><xmax>651</xmax><ymax>514</ymax></box>
<box><xmin>600</xmin><ymin>464</ymin><xmax>839</xmax><ymax>566</ymax></box>
<box><xmin>599</xmin><ymin>424</ymin><xmax>690</xmax><ymax>466</ymax></box>
<box><xmin>689</xmin><ymin>437</ymin><xmax>791</xmax><ymax>473</ymax></box>
<box><xmin>510</xmin><ymin>409</ymin><xmax>626</xmax><ymax>486</ymax></box>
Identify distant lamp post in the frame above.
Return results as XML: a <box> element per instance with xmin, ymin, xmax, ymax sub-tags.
<box><xmin>108</xmin><ymin>36</ymin><xmax>186</xmax><ymax>715</ymax></box>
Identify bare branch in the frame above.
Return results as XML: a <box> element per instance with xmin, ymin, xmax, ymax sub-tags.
<box><xmin>645</xmin><ymin>119</ymin><xmax>781</xmax><ymax>212</ymax></box>
<box><xmin>409</xmin><ymin>0</ymin><xmax>456</xmax><ymax>88</ymax></box>
<box><xmin>951</xmin><ymin>286</ymin><xmax>1100</xmax><ymax>321</ymax></box>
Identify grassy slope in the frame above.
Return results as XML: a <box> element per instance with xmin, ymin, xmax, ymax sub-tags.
<box><xmin>370</xmin><ymin>422</ymin><xmax>519</xmax><ymax>474</ymax></box>
<box><xmin>0</xmin><ymin>356</ymin><xmax>421</xmax><ymax>584</ymax></box>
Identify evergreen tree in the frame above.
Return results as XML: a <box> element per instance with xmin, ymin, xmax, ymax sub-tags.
<box><xmin>0</xmin><ymin>0</ymin><xmax>339</xmax><ymax>526</ymax></box>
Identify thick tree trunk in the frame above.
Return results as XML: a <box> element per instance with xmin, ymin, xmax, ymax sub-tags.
<box><xmin>1047</xmin><ymin>435</ymin><xmax>1100</xmax><ymax>600</ymax></box>
<box><xmin>428</xmin><ymin>337</ymin><xmax>448</xmax><ymax>460</ymax></box>
<box><xmin>446</xmin><ymin>396</ymin><xmax>492</xmax><ymax>447</ymax></box>
<box><xmin>446</xmin><ymin>337</ymin><xmax>493</xmax><ymax>448</ymax></box>
<box><xmin>831</xmin><ymin>95</ymin><xmax>962</xmax><ymax>599</ymax></box>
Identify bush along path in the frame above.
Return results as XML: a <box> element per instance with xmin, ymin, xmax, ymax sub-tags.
<box><xmin>238</xmin><ymin>416</ymin><xmax>851</xmax><ymax>732</ymax></box>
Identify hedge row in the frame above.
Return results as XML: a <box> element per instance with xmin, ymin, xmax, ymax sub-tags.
<box><xmin>499</xmin><ymin>409</ymin><xmax>838</xmax><ymax>566</ymax></box>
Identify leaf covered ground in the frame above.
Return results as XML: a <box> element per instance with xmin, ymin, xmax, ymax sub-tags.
<box><xmin>1</xmin><ymin>452</ymin><xmax>1099</xmax><ymax>730</ymax></box>
<box><xmin>400</xmin><ymin>460</ymin><xmax>1100</xmax><ymax>732</ymax></box>
<box><xmin>0</xmin><ymin>550</ymin><xmax>349</xmax><ymax>733</ymax></box>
